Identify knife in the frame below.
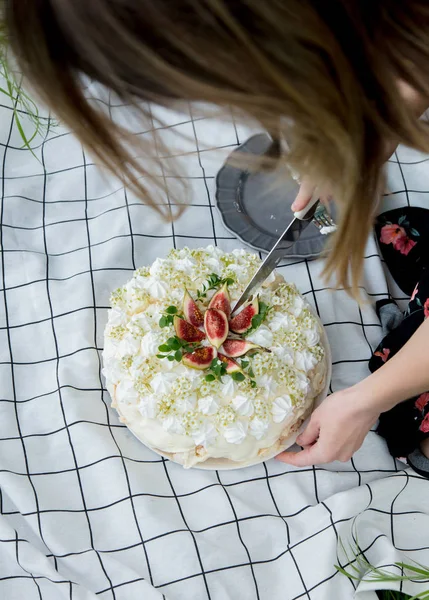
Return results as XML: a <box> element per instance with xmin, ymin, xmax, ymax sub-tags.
<box><xmin>232</xmin><ymin>196</ymin><xmax>320</xmax><ymax>314</ymax></box>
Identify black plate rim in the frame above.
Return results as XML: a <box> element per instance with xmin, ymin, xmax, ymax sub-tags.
<box><xmin>215</xmin><ymin>133</ymin><xmax>325</xmax><ymax>258</ymax></box>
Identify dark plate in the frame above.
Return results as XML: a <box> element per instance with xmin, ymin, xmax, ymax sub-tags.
<box><xmin>215</xmin><ymin>133</ymin><xmax>327</xmax><ymax>257</ymax></box>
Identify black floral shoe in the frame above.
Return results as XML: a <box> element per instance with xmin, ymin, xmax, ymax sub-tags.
<box><xmin>408</xmin><ymin>448</ymin><xmax>429</xmax><ymax>478</ymax></box>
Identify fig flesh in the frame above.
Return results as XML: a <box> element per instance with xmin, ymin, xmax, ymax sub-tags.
<box><xmin>222</xmin><ymin>339</ymin><xmax>261</xmax><ymax>358</ymax></box>
<box><xmin>174</xmin><ymin>316</ymin><xmax>205</xmax><ymax>343</ymax></box>
<box><xmin>229</xmin><ymin>296</ymin><xmax>259</xmax><ymax>334</ymax></box>
<box><xmin>183</xmin><ymin>347</ymin><xmax>217</xmax><ymax>370</ymax></box>
<box><xmin>182</xmin><ymin>288</ymin><xmax>204</xmax><ymax>328</ymax></box>
<box><xmin>218</xmin><ymin>353</ymin><xmax>243</xmax><ymax>374</ymax></box>
<box><xmin>208</xmin><ymin>282</ymin><xmax>231</xmax><ymax>318</ymax></box>
<box><xmin>204</xmin><ymin>308</ymin><xmax>229</xmax><ymax>349</ymax></box>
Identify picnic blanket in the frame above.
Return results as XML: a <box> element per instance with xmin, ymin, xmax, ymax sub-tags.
<box><xmin>1</xmin><ymin>89</ymin><xmax>429</xmax><ymax>600</ymax></box>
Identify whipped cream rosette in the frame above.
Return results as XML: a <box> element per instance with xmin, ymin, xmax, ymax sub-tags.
<box><xmin>103</xmin><ymin>246</ymin><xmax>328</xmax><ymax>468</ymax></box>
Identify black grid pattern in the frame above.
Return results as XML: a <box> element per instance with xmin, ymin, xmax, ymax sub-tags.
<box><xmin>1</xmin><ymin>92</ymin><xmax>429</xmax><ymax>600</ymax></box>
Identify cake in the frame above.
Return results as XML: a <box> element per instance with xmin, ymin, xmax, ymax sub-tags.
<box><xmin>103</xmin><ymin>246</ymin><xmax>327</xmax><ymax>468</ymax></box>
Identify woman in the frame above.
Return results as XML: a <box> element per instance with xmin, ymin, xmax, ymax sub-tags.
<box><xmin>6</xmin><ymin>0</ymin><xmax>429</xmax><ymax>473</ymax></box>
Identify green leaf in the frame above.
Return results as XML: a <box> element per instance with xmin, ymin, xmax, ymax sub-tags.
<box><xmin>174</xmin><ymin>349</ymin><xmax>182</xmax><ymax>361</ymax></box>
<box><xmin>159</xmin><ymin>316</ymin><xmax>168</xmax><ymax>328</ymax></box>
<box><xmin>167</xmin><ymin>355</ymin><xmax>175</xmax><ymax>361</ymax></box>
<box><xmin>158</xmin><ymin>344</ymin><xmax>171</xmax><ymax>352</ymax></box>
<box><xmin>156</xmin><ymin>354</ymin><xmax>166</xmax><ymax>359</ymax></box>
<box><xmin>396</xmin><ymin>562</ymin><xmax>429</xmax><ymax>577</ymax></box>
<box><xmin>248</xmin><ymin>367</ymin><xmax>255</xmax><ymax>378</ymax></box>
<box><xmin>167</xmin><ymin>337</ymin><xmax>181</xmax><ymax>350</ymax></box>
<box><xmin>250</xmin><ymin>380</ymin><xmax>257</xmax><ymax>388</ymax></box>
<box><xmin>231</xmin><ymin>372</ymin><xmax>245</xmax><ymax>382</ymax></box>
<box><xmin>205</xmin><ymin>374</ymin><xmax>216</xmax><ymax>382</ymax></box>
<box><xmin>410</xmin><ymin>228</ymin><xmax>420</xmax><ymax>237</ymax></box>
<box><xmin>334</xmin><ymin>565</ymin><xmax>360</xmax><ymax>582</ymax></box>
<box><xmin>14</xmin><ymin>112</ymin><xmax>38</xmax><ymax>160</ymax></box>
<box><xmin>166</xmin><ymin>306</ymin><xmax>178</xmax><ymax>314</ymax></box>
<box><xmin>210</xmin><ymin>358</ymin><xmax>219</xmax><ymax>369</ymax></box>
<box><xmin>241</xmin><ymin>360</ymin><xmax>249</xmax><ymax>369</ymax></box>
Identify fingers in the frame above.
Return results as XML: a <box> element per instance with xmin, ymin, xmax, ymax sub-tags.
<box><xmin>296</xmin><ymin>418</ymin><xmax>320</xmax><ymax>447</ymax></box>
<box><xmin>277</xmin><ymin>442</ymin><xmax>355</xmax><ymax>467</ymax></box>
<box><xmin>291</xmin><ymin>179</ymin><xmax>315</xmax><ymax>212</ymax></box>
<box><xmin>319</xmin><ymin>194</ymin><xmax>332</xmax><ymax>207</ymax></box>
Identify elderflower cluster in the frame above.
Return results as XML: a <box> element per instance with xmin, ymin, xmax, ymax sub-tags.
<box><xmin>251</xmin><ymin>353</ymin><xmax>280</xmax><ymax>377</ymax></box>
<box><xmin>196</xmin><ymin>378</ymin><xmax>221</xmax><ymax>397</ymax></box>
<box><xmin>214</xmin><ymin>406</ymin><xmax>237</xmax><ymax>428</ymax></box>
<box><xmin>107</xmin><ymin>325</ymin><xmax>127</xmax><ymax>341</ymax></box>
<box><xmin>171</xmin><ymin>376</ymin><xmax>193</xmax><ymax>396</ymax></box>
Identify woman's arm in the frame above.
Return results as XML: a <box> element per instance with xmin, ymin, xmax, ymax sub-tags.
<box><xmin>277</xmin><ymin>317</ymin><xmax>429</xmax><ymax>467</ymax></box>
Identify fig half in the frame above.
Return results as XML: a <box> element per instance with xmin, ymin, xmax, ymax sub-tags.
<box><xmin>182</xmin><ymin>346</ymin><xmax>217</xmax><ymax>370</ymax></box>
<box><xmin>218</xmin><ymin>353</ymin><xmax>243</xmax><ymax>374</ymax></box>
<box><xmin>204</xmin><ymin>308</ymin><xmax>228</xmax><ymax>349</ymax></box>
<box><xmin>208</xmin><ymin>282</ymin><xmax>231</xmax><ymax>318</ymax></box>
<box><xmin>174</xmin><ymin>316</ymin><xmax>205</xmax><ymax>343</ymax></box>
<box><xmin>229</xmin><ymin>296</ymin><xmax>259</xmax><ymax>334</ymax></box>
<box><xmin>183</xmin><ymin>288</ymin><xmax>204</xmax><ymax>327</ymax></box>
<box><xmin>222</xmin><ymin>339</ymin><xmax>261</xmax><ymax>358</ymax></box>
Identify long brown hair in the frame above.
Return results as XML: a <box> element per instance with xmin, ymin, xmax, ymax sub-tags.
<box><xmin>6</xmin><ymin>0</ymin><xmax>429</xmax><ymax>293</ymax></box>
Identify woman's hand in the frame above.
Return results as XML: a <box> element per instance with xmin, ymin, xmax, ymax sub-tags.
<box><xmin>277</xmin><ymin>384</ymin><xmax>381</xmax><ymax>467</ymax></box>
<box><xmin>291</xmin><ymin>178</ymin><xmax>331</xmax><ymax>213</ymax></box>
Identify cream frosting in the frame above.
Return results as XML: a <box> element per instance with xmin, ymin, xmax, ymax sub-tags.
<box><xmin>103</xmin><ymin>246</ymin><xmax>327</xmax><ymax>468</ymax></box>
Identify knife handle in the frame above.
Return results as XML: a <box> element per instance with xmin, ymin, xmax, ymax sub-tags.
<box><xmin>293</xmin><ymin>194</ymin><xmax>320</xmax><ymax>220</ymax></box>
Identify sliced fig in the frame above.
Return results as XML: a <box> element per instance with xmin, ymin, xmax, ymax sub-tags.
<box><xmin>182</xmin><ymin>288</ymin><xmax>204</xmax><ymax>327</ymax></box>
<box><xmin>183</xmin><ymin>346</ymin><xmax>217</xmax><ymax>370</ymax></box>
<box><xmin>229</xmin><ymin>296</ymin><xmax>259</xmax><ymax>334</ymax></box>
<box><xmin>204</xmin><ymin>308</ymin><xmax>228</xmax><ymax>349</ymax></box>
<box><xmin>208</xmin><ymin>282</ymin><xmax>231</xmax><ymax>318</ymax></box>
<box><xmin>222</xmin><ymin>339</ymin><xmax>261</xmax><ymax>358</ymax></box>
<box><xmin>218</xmin><ymin>353</ymin><xmax>242</xmax><ymax>374</ymax></box>
<box><xmin>174</xmin><ymin>316</ymin><xmax>205</xmax><ymax>343</ymax></box>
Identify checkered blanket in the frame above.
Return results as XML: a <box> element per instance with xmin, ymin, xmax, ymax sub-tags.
<box><xmin>1</xmin><ymin>88</ymin><xmax>429</xmax><ymax>600</ymax></box>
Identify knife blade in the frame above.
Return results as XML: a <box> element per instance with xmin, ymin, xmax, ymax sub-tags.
<box><xmin>232</xmin><ymin>196</ymin><xmax>320</xmax><ymax>314</ymax></box>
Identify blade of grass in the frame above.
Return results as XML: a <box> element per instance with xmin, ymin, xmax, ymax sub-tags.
<box><xmin>14</xmin><ymin>112</ymin><xmax>38</xmax><ymax>160</ymax></box>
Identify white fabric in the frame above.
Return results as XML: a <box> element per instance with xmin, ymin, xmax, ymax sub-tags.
<box><xmin>1</xmin><ymin>88</ymin><xmax>429</xmax><ymax>600</ymax></box>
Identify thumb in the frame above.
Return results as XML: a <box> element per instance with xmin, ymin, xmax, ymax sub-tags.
<box><xmin>276</xmin><ymin>444</ymin><xmax>321</xmax><ymax>468</ymax></box>
<box><xmin>296</xmin><ymin>417</ymin><xmax>320</xmax><ymax>447</ymax></box>
<box><xmin>291</xmin><ymin>179</ymin><xmax>315</xmax><ymax>212</ymax></box>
